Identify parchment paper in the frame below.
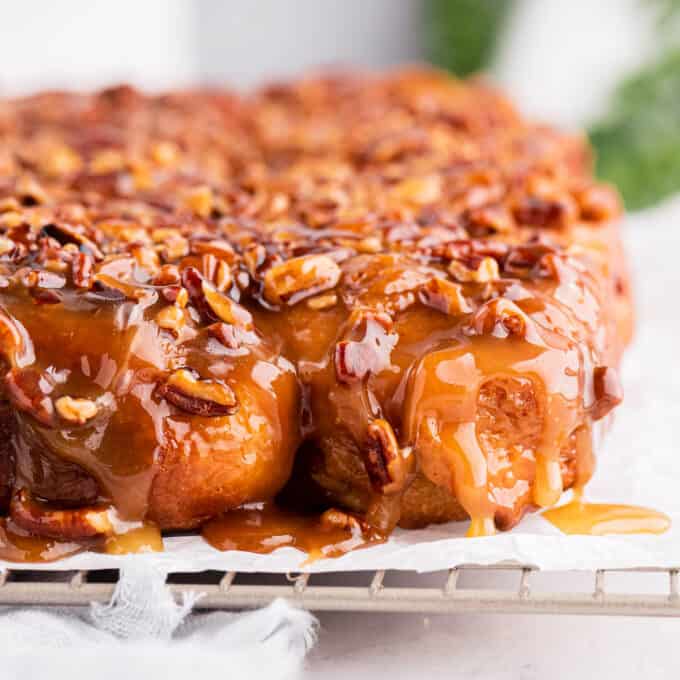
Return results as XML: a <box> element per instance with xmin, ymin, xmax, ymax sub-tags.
<box><xmin>3</xmin><ymin>203</ymin><xmax>679</xmax><ymax>573</ymax></box>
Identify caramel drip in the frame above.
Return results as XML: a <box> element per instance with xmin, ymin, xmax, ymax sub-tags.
<box><xmin>202</xmin><ymin>504</ymin><xmax>385</xmax><ymax>563</ymax></box>
<box><xmin>543</xmin><ymin>492</ymin><xmax>671</xmax><ymax>536</ymax></box>
<box><xmin>104</xmin><ymin>524</ymin><xmax>163</xmax><ymax>554</ymax></box>
<box><xmin>0</xmin><ymin>519</ymin><xmax>87</xmax><ymax>562</ymax></box>
<box><xmin>402</xmin><ymin>323</ymin><xmax>585</xmax><ymax>536</ymax></box>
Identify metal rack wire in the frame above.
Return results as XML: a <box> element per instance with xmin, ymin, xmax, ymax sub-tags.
<box><xmin>1</xmin><ymin>564</ymin><xmax>679</xmax><ymax>617</ymax></box>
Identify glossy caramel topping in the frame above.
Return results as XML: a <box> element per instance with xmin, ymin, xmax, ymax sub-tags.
<box><xmin>0</xmin><ymin>70</ymin><xmax>634</xmax><ymax>556</ymax></box>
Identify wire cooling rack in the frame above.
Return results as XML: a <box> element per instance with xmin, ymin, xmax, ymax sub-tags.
<box><xmin>0</xmin><ymin>564</ymin><xmax>679</xmax><ymax>617</ymax></box>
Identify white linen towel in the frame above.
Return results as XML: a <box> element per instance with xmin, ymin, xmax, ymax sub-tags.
<box><xmin>0</xmin><ymin>564</ymin><xmax>317</xmax><ymax>680</ymax></box>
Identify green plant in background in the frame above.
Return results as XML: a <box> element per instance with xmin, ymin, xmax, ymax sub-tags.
<box><xmin>425</xmin><ymin>0</ymin><xmax>680</xmax><ymax>210</ymax></box>
<box><xmin>588</xmin><ymin>0</ymin><xmax>680</xmax><ymax>210</ymax></box>
<box><xmin>590</xmin><ymin>50</ymin><xmax>680</xmax><ymax>210</ymax></box>
<box><xmin>424</xmin><ymin>0</ymin><xmax>512</xmax><ymax>76</ymax></box>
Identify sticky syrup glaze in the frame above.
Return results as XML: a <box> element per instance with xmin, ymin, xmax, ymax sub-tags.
<box><xmin>0</xmin><ymin>69</ymin><xmax>647</xmax><ymax>562</ymax></box>
<box><xmin>202</xmin><ymin>503</ymin><xmax>385</xmax><ymax>562</ymax></box>
<box><xmin>543</xmin><ymin>490</ymin><xmax>671</xmax><ymax>536</ymax></box>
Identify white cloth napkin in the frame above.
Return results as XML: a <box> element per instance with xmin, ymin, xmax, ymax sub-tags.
<box><xmin>0</xmin><ymin>564</ymin><xmax>317</xmax><ymax>680</ymax></box>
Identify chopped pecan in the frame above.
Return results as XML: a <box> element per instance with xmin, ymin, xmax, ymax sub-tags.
<box><xmin>591</xmin><ymin>366</ymin><xmax>623</xmax><ymax>420</ymax></box>
<box><xmin>181</xmin><ymin>266</ymin><xmax>213</xmax><ymax>320</ymax></box>
<box><xmin>191</xmin><ymin>238</ymin><xmax>236</xmax><ymax>262</ymax></box>
<box><xmin>152</xmin><ymin>263</ymin><xmax>181</xmax><ymax>286</ymax></box>
<box><xmin>151</xmin><ymin>141</ymin><xmax>180</xmax><ymax>166</ymax></box>
<box><xmin>462</xmin><ymin>204</ymin><xmax>513</xmax><ymax>236</ymax></box>
<box><xmin>242</xmin><ymin>243</ymin><xmax>269</xmax><ymax>277</ymax></box>
<box><xmin>40</xmin><ymin>223</ymin><xmax>103</xmax><ymax>260</ymax></box>
<box><xmin>201</xmin><ymin>279</ymin><xmax>253</xmax><ymax>329</ymax></box>
<box><xmin>513</xmin><ymin>195</ymin><xmax>577</xmax><ymax>230</ymax></box>
<box><xmin>207</xmin><ymin>322</ymin><xmax>256</xmax><ymax>350</ymax></box>
<box><xmin>94</xmin><ymin>273</ymin><xmax>156</xmax><ymax>302</ymax></box>
<box><xmin>359</xmin><ymin>129</ymin><xmax>429</xmax><ymax>164</ymax></box>
<box><xmin>503</xmin><ymin>240</ymin><xmax>558</xmax><ymax>279</ymax></box>
<box><xmin>29</xmin><ymin>288</ymin><xmax>62</xmax><ymax>304</ymax></box>
<box><xmin>320</xmin><ymin>508</ymin><xmax>367</xmax><ymax>533</ymax></box>
<box><xmin>72</xmin><ymin>252</ymin><xmax>94</xmax><ymax>288</ymax></box>
<box><xmin>182</xmin><ymin>185</ymin><xmax>214</xmax><ymax>218</ymax></box>
<box><xmin>3</xmin><ymin>368</ymin><xmax>54</xmax><ymax>426</ymax></box>
<box><xmin>10</xmin><ymin>489</ymin><xmax>112</xmax><ymax>540</ymax></box>
<box><xmin>392</xmin><ymin>174</ymin><xmax>442</xmax><ymax>205</ymax></box>
<box><xmin>0</xmin><ymin>308</ymin><xmax>30</xmax><ymax>368</ymax></box>
<box><xmin>161</xmin><ymin>233</ymin><xmax>189</xmax><ymax>261</ymax></box>
<box><xmin>334</xmin><ymin>311</ymin><xmax>394</xmax><ymax>383</ymax></box>
<box><xmin>448</xmin><ymin>255</ymin><xmax>499</xmax><ymax>283</ymax></box>
<box><xmin>263</xmin><ymin>254</ymin><xmax>341</xmax><ymax>306</ymax></box>
<box><xmin>130</xmin><ymin>244</ymin><xmax>160</xmax><ymax>273</ymax></box>
<box><xmin>575</xmin><ymin>184</ymin><xmax>621</xmax><ymax>222</ymax></box>
<box><xmin>55</xmin><ymin>396</ymin><xmax>99</xmax><ymax>424</ymax></box>
<box><xmin>15</xmin><ymin>174</ymin><xmax>49</xmax><ymax>206</ymax></box>
<box><xmin>363</xmin><ymin>419</ymin><xmax>413</xmax><ymax>495</ymax></box>
<box><xmin>469</xmin><ymin>298</ymin><xmax>532</xmax><ymax>339</ymax></box>
<box><xmin>156</xmin><ymin>368</ymin><xmax>238</xmax><ymax>417</ymax></box>
<box><xmin>0</xmin><ymin>237</ymin><xmax>15</xmax><ymax>256</ymax></box>
<box><xmin>356</xmin><ymin>237</ymin><xmax>382</xmax><ymax>254</ymax></box>
<box><xmin>306</xmin><ymin>292</ymin><xmax>338</xmax><ymax>310</ymax></box>
<box><xmin>418</xmin><ymin>277</ymin><xmax>472</xmax><ymax>316</ymax></box>
<box><xmin>155</xmin><ymin>304</ymin><xmax>185</xmax><ymax>334</ymax></box>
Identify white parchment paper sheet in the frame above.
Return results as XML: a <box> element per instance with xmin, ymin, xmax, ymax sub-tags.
<box><xmin>3</xmin><ymin>204</ymin><xmax>679</xmax><ymax>573</ymax></box>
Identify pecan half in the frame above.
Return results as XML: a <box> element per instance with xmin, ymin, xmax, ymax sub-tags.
<box><xmin>10</xmin><ymin>489</ymin><xmax>112</xmax><ymax>540</ymax></box>
<box><xmin>156</xmin><ymin>368</ymin><xmax>238</xmax><ymax>417</ymax></box>
<box><xmin>591</xmin><ymin>366</ymin><xmax>623</xmax><ymax>420</ymax></box>
<box><xmin>263</xmin><ymin>254</ymin><xmax>341</xmax><ymax>306</ymax></box>
<box><xmin>363</xmin><ymin>419</ymin><xmax>413</xmax><ymax>495</ymax></box>
<box><xmin>418</xmin><ymin>277</ymin><xmax>473</xmax><ymax>316</ymax></box>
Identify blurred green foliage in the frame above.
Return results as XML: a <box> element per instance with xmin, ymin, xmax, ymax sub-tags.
<box><xmin>424</xmin><ymin>0</ymin><xmax>512</xmax><ymax>76</ymax></box>
<box><xmin>589</xmin><ymin>50</ymin><xmax>680</xmax><ymax>210</ymax></box>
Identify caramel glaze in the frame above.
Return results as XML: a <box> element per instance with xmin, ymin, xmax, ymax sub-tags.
<box><xmin>0</xmin><ymin>69</ymin><xmax>646</xmax><ymax>561</ymax></box>
<box><xmin>203</xmin><ymin>503</ymin><xmax>385</xmax><ymax>562</ymax></box>
<box><xmin>543</xmin><ymin>490</ymin><xmax>671</xmax><ymax>536</ymax></box>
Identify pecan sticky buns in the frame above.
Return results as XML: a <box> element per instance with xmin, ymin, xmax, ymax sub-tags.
<box><xmin>0</xmin><ymin>69</ymin><xmax>632</xmax><ymax>556</ymax></box>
